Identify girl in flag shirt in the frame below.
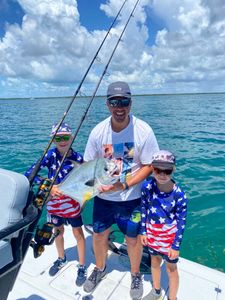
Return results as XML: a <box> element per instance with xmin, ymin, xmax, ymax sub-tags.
<box><xmin>25</xmin><ymin>123</ymin><xmax>86</xmax><ymax>286</ymax></box>
<box><xmin>140</xmin><ymin>150</ymin><xmax>187</xmax><ymax>300</ymax></box>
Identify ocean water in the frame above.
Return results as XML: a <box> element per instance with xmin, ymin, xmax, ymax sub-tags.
<box><xmin>1</xmin><ymin>93</ymin><xmax>225</xmax><ymax>272</ymax></box>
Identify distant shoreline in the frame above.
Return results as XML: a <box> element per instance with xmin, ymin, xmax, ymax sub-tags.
<box><xmin>0</xmin><ymin>91</ymin><xmax>225</xmax><ymax>100</ymax></box>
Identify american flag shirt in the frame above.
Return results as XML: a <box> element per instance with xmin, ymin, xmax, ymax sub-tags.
<box><xmin>25</xmin><ymin>148</ymin><xmax>83</xmax><ymax>218</ymax></box>
<box><xmin>141</xmin><ymin>178</ymin><xmax>187</xmax><ymax>254</ymax></box>
<box><xmin>25</xmin><ymin>148</ymin><xmax>83</xmax><ymax>184</ymax></box>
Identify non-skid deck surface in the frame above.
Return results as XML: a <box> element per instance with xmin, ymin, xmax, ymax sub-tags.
<box><xmin>8</xmin><ymin>227</ymin><xmax>225</xmax><ymax>300</ymax></box>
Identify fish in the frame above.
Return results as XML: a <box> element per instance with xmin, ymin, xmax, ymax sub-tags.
<box><xmin>59</xmin><ymin>158</ymin><xmax>120</xmax><ymax>209</ymax></box>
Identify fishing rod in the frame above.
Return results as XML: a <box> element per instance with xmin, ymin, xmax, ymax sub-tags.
<box><xmin>28</xmin><ymin>0</ymin><xmax>128</xmax><ymax>186</ymax></box>
<box><xmin>44</xmin><ymin>0</ymin><xmax>141</xmax><ymax>201</ymax></box>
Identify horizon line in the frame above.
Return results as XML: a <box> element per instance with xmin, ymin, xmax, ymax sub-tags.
<box><xmin>0</xmin><ymin>91</ymin><xmax>225</xmax><ymax>100</ymax></box>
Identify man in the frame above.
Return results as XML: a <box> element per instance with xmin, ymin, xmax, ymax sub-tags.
<box><xmin>83</xmin><ymin>81</ymin><xmax>159</xmax><ymax>299</ymax></box>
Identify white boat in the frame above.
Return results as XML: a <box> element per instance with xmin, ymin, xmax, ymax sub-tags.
<box><xmin>1</xmin><ymin>168</ymin><xmax>225</xmax><ymax>300</ymax></box>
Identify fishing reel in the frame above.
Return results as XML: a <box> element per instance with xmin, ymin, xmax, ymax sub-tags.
<box><xmin>34</xmin><ymin>178</ymin><xmax>52</xmax><ymax>208</ymax></box>
<box><xmin>30</xmin><ymin>222</ymin><xmax>60</xmax><ymax>258</ymax></box>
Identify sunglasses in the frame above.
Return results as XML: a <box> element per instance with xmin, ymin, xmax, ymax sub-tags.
<box><xmin>108</xmin><ymin>98</ymin><xmax>131</xmax><ymax>108</ymax></box>
<box><xmin>54</xmin><ymin>135</ymin><xmax>71</xmax><ymax>143</ymax></box>
<box><xmin>153</xmin><ymin>167</ymin><xmax>173</xmax><ymax>175</ymax></box>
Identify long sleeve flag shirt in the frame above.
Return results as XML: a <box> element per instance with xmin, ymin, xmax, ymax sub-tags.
<box><xmin>141</xmin><ymin>177</ymin><xmax>187</xmax><ymax>254</ymax></box>
<box><xmin>25</xmin><ymin>148</ymin><xmax>83</xmax><ymax>218</ymax></box>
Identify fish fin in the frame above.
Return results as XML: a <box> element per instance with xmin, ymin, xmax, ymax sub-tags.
<box><xmin>85</xmin><ymin>179</ymin><xmax>96</xmax><ymax>187</ymax></box>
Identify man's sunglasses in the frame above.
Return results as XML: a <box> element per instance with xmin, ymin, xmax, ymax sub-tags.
<box><xmin>54</xmin><ymin>135</ymin><xmax>71</xmax><ymax>143</ymax></box>
<box><xmin>108</xmin><ymin>98</ymin><xmax>131</xmax><ymax>108</ymax></box>
<box><xmin>153</xmin><ymin>167</ymin><xmax>173</xmax><ymax>175</ymax></box>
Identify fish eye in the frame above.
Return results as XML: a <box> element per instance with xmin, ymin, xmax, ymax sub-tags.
<box><xmin>104</xmin><ymin>167</ymin><xmax>108</xmax><ymax>171</ymax></box>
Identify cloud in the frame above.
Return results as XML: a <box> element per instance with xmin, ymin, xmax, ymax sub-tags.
<box><xmin>0</xmin><ymin>0</ymin><xmax>89</xmax><ymax>82</ymax></box>
<box><xmin>0</xmin><ymin>0</ymin><xmax>225</xmax><ymax>97</ymax></box>
<box><xmin>0</xmin><ymin>0</ymin><xmax>153</xmax><ymax>97</ymax></box>
<box><xmin>144</xmin><ymin>0</ymin><xmax>225</xmax><ymax>92</ymax></box>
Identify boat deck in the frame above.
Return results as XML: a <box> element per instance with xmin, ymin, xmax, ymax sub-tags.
<box><xmin>8</xmin><ymin>227</ymin><xmax>225</xmax><ymax>300</ymax></box>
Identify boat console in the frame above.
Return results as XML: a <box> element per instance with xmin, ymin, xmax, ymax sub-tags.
<box><xmin>0</xmin><ymin>168</ymin><xmax>39</xmax><ymax>300</ymax></box>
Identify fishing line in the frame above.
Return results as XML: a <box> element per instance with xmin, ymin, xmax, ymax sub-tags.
<box><xmin>28</xmin><ymin>0</ymin><xmax>128</xmax><ymax>186</ymax></box>
<box><xmin>46</xmin><ymin>0</ymin><xmax>141</xmax><ymax>198</ymax></box>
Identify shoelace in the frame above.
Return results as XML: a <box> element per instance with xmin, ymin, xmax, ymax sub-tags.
<box><xmin>54</xmin><ymin>258</ymin><xmax>65</xmax><ymax>267</ymax></box>
<box><xmin>131</xmin><ymin>274</ymin><xmax>141</xmax><ymax>289</ymax></box>
<box><xmin>89</xmin><ymin>268</ymin><xmax>100</xmax><ymax>283</ymax></box>
<box><xmin>77</xmin><ymin>266</ymin><xmax>86</xmax><ymax>277</ymax></box>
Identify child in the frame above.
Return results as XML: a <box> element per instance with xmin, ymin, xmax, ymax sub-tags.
<box><xmin>140</xmin><ymin>150</ymin><xmax>187</xmax><ymax>300</ymax></box>
<box><xmin>25</xmin><ymin>122</ymin><xmax>87</xmax><ymax>286</ymax></box>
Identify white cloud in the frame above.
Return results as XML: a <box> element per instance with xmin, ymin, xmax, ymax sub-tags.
<box><xmin>142</xmin><ymin>0</ymin><xmax>225</xmax><ymax>93</ymax></box>
<box><xmin>0</xmin><ymin>0</ymin><xmax>225</xmax><ymax>97</ymax></box>
<box><xmin>19</xmin><ymin>0</ymin><xmax>79</xmax><ymax>18</ymax></box>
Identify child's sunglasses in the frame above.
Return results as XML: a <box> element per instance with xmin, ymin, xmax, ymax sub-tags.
<box><xmin>54</xmin><ymin>135</ymin><xmax>71</xmax><ymax>143</ymax></box>
<box><xmin>153</xmin><ymin>167</ymin><xmax>173</xmax><ymax>175</ymax></box>
<box><xmin>108</xmin><ymin>98</ymin><xmax>131</xmax><ymax>108</ymax></box>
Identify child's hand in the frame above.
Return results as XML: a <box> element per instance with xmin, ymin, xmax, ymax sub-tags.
<box><xmin>168</xmin><ymin>248</ymin><xmax>179</xmax><ymax>260</ymax></box>
<box><xmin>140</xmin><ymin>235</ymin><xmax>148</xmax><ymax>246</ymax></box>
<box><xmin>50</xmin><ymin>185</ymin><xmax>63</xmax><ymax>197</ymax></box>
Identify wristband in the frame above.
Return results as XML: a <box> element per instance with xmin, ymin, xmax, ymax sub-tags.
<box><xmin>123</xmin><ymin>182</ymin><xmax>129</xmax><ymax>190</ymax></box>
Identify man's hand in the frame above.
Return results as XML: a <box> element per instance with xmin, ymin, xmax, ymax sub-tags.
<box><xmin>99</xmin><ymin>181</ymin><xmax>125</xmax><ymax>193</ymax></box>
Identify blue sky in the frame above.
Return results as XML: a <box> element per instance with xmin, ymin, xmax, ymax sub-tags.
<box><xmin>0</xmin><ymin>0</ymin><xmax>225</xmax><ymax>98</ymax></box>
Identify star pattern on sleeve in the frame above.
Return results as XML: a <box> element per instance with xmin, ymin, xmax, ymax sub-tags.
<box><xmin>150</xmin><ymin>207</ymin><xmax>157</xmax><ymax>213</ymax></box>
<box><xmin>51</xmin><ymin>164</ymin><xmax>56</xmax><ymax>170</ymax></box>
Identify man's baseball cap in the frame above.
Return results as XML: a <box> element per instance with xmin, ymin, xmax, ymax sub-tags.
<box><xmin>152</xmin><ymin>150</ymin><xmax>176</xmax><ymax>169</ymax></box>
<box><xmin>50</xmin><ymin>122</ymin><xmax>72</xmax><ymax>136</ymax></box>
<box><xmin>107</xmin><ymin>81</ymin><xmax>131</xmax><ymax>100</ymax></box>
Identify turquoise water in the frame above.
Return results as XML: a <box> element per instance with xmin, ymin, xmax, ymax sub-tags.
<box><xmin>1</xmin><ymin>93</ymin><xmax>225</xmax><ymax>272</ymax></box>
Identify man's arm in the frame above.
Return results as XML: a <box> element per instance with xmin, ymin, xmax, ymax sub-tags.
<box><xmin>100</xmin><ymin>164</ymin><xmax>153</xmax><ymax>193</ymax></box>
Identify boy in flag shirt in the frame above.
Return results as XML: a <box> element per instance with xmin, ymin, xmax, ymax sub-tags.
<box><xmin>140</xmin><ymin>150</ymin><xmax>187</xmax><ymax>300</ymax></box>
<box><xmin>25</xmin><ymin>123</ymin><xmax>86</xmax><ymax>286</ymax></box>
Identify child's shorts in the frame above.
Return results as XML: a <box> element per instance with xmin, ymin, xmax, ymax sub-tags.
<box><xmin>49</xmin><ymin>214</ymin><xmax>83</xmax><ymax>228</ymax></box>
<box><xmin>148</xmin><ymin>247</ymin><xmax>179</xmax><ymax>264</ymax></box>
<box><xmin>93</xmin><ymin>196</ymin><xmax>141</xmax><ymax>238</ymax></box>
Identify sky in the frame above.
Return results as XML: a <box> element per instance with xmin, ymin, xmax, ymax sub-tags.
<box><xmin>0</xmin><ymin>0</ymin><xmax>225</xmax><ymax>98</ymax></box>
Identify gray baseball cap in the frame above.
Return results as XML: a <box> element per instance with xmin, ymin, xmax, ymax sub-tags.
<box><xmin>152</xmin><ymin>150</ymin><xmax>176</xmax><ymax>169</ymax></box>
<box><xmin>107</xmin><ymin>81</ymin><xmax>131</xmax><ymax>100</ymax></box>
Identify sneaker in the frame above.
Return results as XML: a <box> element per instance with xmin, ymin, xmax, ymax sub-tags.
<box><xmin>83</xmin><ymin>266</ymin><xmax>106</xmax><ymax>293</ymax></box>
<box><xmin>49</xmin><ymin>256</ymin><xmax>67</xmax><ymax>276</ymax></box>
<box><xmin>142</xmin><ymin>288</ymin><xmax>162</xmax><ymax>300</ymax></box>
<box><xmin>76</xmin><ymin>264</ymin><xmax>87</xmax><ymax>286</ymax></box>
<box><xmin>130</xmin><ymin>273</ymin><xmax>143</xmax><ymax>300</ymax></box>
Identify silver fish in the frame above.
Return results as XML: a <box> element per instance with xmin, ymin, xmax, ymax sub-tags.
<box><xmin>59</xmin><ymin>158</ymin><xmax>120</xmax><ymax>209</ymax></box>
